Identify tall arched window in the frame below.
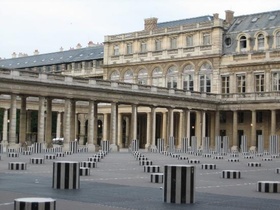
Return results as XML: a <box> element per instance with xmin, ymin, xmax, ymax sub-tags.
<box><xmin>166</xmin><ymin>66</ymin><xmax>178</xmax><ymax>89</ymax></box>
<box><xmin>240</xmin><ymin>36</ymin><xmax>247</xmax><ymax>52</ymax></box>
<box><xmin>152</xmin><ymin>67</ymin><xmax>163</xmax><ymax>87</ymax></box>
<box><xmin>182</xmin><ymin>64</ymin><xmax>194</xmax><ymax>91</ymax></box>
<box><xmin>123</xmin><ymin>70</ymin><xmax>133</xmax><ymax>83</ymax></box>
<box><xmin>199</xmin><ymin>63</ymin><xmax>212</xmax><ymax>93</ymax></box>
<box><xmin>110</xmin><ymin>70</ymin><xmax>120</xmax><ymax>81</ymax></box>
<box><xmin>137</xmin><ymin>69</ymin><xmax>148</xmax><ymax>85</ymax></box>
<box><xmin>257</xmin><ymin>34</ymin><xmax>264</xmax><ymax>50</ymax></box>
<box><xmin>276</xmin><ymin>31</ymin><xmax>280</xmax><ymax>48</ymax></box>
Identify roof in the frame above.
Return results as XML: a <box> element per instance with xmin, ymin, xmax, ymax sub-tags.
<box><xmin>227</xmin><ymin>10</ymin><xmax>280</xmax><ymax>33</ymax></box>
<box><xmin>157</xmin><ymin>15</ymin><xmax>213</xmax><ymax>28</ymax></box>
<box><xmin>0</xmin><ymin>45</ymin><xmax>104</xmax><ymax>69</ymax></box>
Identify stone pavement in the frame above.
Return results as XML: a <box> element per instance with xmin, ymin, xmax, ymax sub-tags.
<box><xmin>0</xmin><ymin>150</ymin><xmax>280</xmax><ymax>210</ymax></box>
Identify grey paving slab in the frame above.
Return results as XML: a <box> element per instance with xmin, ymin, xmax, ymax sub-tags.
<box><xmin>0</xmin><ymin>151</ymin><xmax>280</xmax><ymax>210</ymax></box>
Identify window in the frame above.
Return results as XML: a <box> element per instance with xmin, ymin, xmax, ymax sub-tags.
<box><xmin>113</xmin><ymin>45</ymin><xmax>119</xmax><ymax>55</ymax></box>
<box><xmin>272</xmin><ymin>72</ymin><xmax>280</xmax><ymax>91</ymax></box>
<box><xmin>237</xmin><ymin>75</ymin><xmax>246</xmax><ymax>93</ymax></box>
<box><xmin>240</xmin><ymin>36</ymin><xmax>247</xmax><ymax>51</ymax></box>
<box><xmin>199</xmin><ymin>63</ymin><xmax>212</xmax><ymax>92</ymax></box>
<box><xmin>170</xmin><ymin>37</ymin><xmax>177</xmax><ymax>49</ymax></box>
<box><xmin>166</xmin><ymin>66</ymin><xmax>178</xmax><ymax>89</ymax></box>
<box><xmin>140</xmin><ymin>42</ymin><xmax>147</xmax><ymax>53</ymax></box>
<box><xmin>257</xmin><ymin>34</ymin><xmax>264</xmax><ymax>50</ymax></box>
<box><xmin>126</xmin><ymin>43</ymin><xmax>133</xmax><ymax>54</ymax></box>
<box><xmin>221</xmin><ymin>76</ymin><xmax>230</xmax><ymax>94</ymax></box>
<box><xmin>238</xmin><ymin>112</ymin><xmax>244</xmax><ymax>123</ymax></box>
<box><xmin>110</xmin><ymin>70</ymin><xmax>120</xmax><ymax>81</ymax></box>
<box><xmin>186</xmin><ymin>35</ymin><xmax>193</xmax><ymax>47</ymax></box>
<box><xmin>137</xmin><ymin>69</ymin><xmax>148</xmax><ymax>85</ymax></box>
<box><xmin>182</xmin><ymin>64</ymin><xmax>194</xmax><ymax>91</ymax></box>
<box><xmin>152</xmin><ymin>67</ymin><xmax>163</xmax><ymax>87</ymax></box>
<box><xmin>155</xmin><ymin>39</ymin><xmax>161</xmax><ymax>51</ymax></box>
<box><xmin>124</xmin><ymin>70</ymin><xmax>133</xmax><ymax>83</ymax></box>
<box><xmin>202</xmin><ymin>32</ymin><xmax>211</xmax><ymax>45</ymax></box>
<box><xmin>276</xmin><ymin>31</ymin><xmax>280</xmax><ymax>48</ymax></box>
<box><xmin>255</xmin><ymin>74</ymin><xmax>264</xmax><ymax>92</ymax></box>
<box><xmin>256</xmin><ymin>111</ymin><xmax>263</xmax><ymax>123</ymax></box>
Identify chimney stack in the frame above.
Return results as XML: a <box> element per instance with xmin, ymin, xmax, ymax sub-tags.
<box><xmin>60</xmin><ymin>47</ymin><xmax>63</xmax><ymax>51</ymax></box>
<box><xmin>88</xmin><ymin>41</ymin><xmax>94</xmax><ymax>47</ymax></box>
<box><xmin>76</xmin><ymin>43</ymin><xmax>82</xmax><ymax>49</ymax></box>
<box><xmin>213</xmin><ymin>13</ymin><xmax>219</xmax><ymax>20</ymax></box>
<box><xmin>144</xmin><ymin>17</ymin><xmax>158</xmax><ymax>31</ymax></box>
<box><xmin>225</xmin><ymin>10</ymin><xmax>234</xmax><ymax>24</ymax></box>
<box><xmin>12</xmin><ymin>52</ymin><xmax>17</xmax><ymax>58</ymax></box>
<box><xmin>34</xmin><ymin>49</ymin><xmax>39</xmax><ymax>55</ymax></box>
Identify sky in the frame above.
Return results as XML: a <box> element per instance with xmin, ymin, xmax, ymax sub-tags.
<box><xmin>0</xmin><ymin>0</ymin><xmax>280</xmax><ymax>59</ymax></box>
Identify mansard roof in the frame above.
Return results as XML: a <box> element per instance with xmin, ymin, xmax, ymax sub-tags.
<box><xmin>0</xmin><ymin>45</ymin><xmax>104</xmax><ymax>69</ymax></box>
<box><xmin>157</xmin><ymin>15</ymin><xmax>213</xmax><ymax>28</ymax></box>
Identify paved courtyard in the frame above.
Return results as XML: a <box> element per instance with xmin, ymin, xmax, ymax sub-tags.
<box><xmin>0</xmin><ymin>150</ymin><xmax>280</xmax><ymax>210</ymax></box>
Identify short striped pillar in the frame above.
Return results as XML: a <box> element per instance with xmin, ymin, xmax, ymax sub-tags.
<box><xmin>8</xmin><ymin>162</ymin><xmax>27</xmax><ymax>170</ymax></box>
<box><xmin>136</xmin><ymin>156</ymin><xmax>148</xmax><ymax>161</ymax></box>
<box><xmin>213</xmin><ymin>156</ymin><xmax>223</xmax><ymax>160</ymax></box>
<box><xmin>262</xmin><ymin>157</ymin><xmax>273</xmax><ymax>161</ymax></box>
<box><xmin>188</xmin><ymin>159</ymin><xmax>200</xmax><ymax>164</ymax></box>
<box><xmin>45</xmin><ymin>154</ymin><xmax>56</xmax><ymax>160</ymax></box>
<box><xmin>164</xmin><ymin>165</ymin><xmax>195</xmax><ymax>204</ymax></box>
<box><xmin>275</xmin><ymin>168</ymin><xmax>280</xmax><ymax>174</ymax></box>
<box><xmin>30</xmin><ymin>158</ymin><xmax>45</xmax><ymax>164</ymax></box>
<box><xmin>248</xmin><ymin>162</ymin><xmax>261</xmax><ymax>167</ymax></box>
<box><xmin>55</xmin><ymin>152</ymin><xmax>65</xmax><ymax>157</ymax></box>
<box><xmin>80</xmin><ymin>161</ymin><xmax>97</xmax><ymax>168</ymax></box>
<box><xmin>8</xmin><ymin>152</ymin><xmax>19</xmax><ymax>158</ymax></box>
<box><xmin>139</xmin><ymin>160</ymin><xmax>153</xmax><ymax>166</ymax></box>
<box><xmin>52</xmin><ymin>161</ymin><xmax>80</xmax><ymax>189</ymax></box>
<box><xmin>14</xmin><ymin>197</ymin><xmax>56</xmax><ymax>210</ymax></box>
<box><xmin>201</xmin><ymin>164</ymin><xmax>216</xmax><ymax>170</ymax></box>
<box><xmin>87</xmin><ymin>157</ymin><xmax>100</xmax><ymax>162</ymax></box>
<box><xmin>79</xmin><ymin>167</ymin><xmax>90</xmax><ymax>176</ymax></box>
<box><xmin>151</xmin><ymin>173</ymin><xmax>164</xmax><ymax>183</ymax></box>
<box><xmin>228</xmin><ymin>158</ymin><xmax>239</xmax><ymax>162</ymax></box>
<box><xmin>144</xmin><ymin>165</ymin><xmax>160</xmax><ymax>173</ymax></box>
<box><xmin>221</xmin><ymin>170</ymin><xmax>241</xmax><ymax>179</ymax></box>
<box><xmin>257</xmin><ymin>181</ymin><xmax>280</xmax><ymax>193</ymax></box>
<box><xmin>22</xmin><ymin>151</ymin><xmax>31</xmax><ymax>155</ymax></box>
<box><xmin>101</xmin><ymin>140</ymin><xmax>110</xmax><ymax>152</ymax></box>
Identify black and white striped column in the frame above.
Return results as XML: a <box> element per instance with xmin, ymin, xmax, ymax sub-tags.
<box><xmin>257</xmin><ymin>181</ymin><xmax>280</xmax><ymax>193</ymax></box>
<box><xmin>215</xmin><ymin>136</ymin><xmax>222</xmax><ymax>154</ymax></box>
<box><xmin>52</xmin><ymin>161</ymin><xmax>80</xmax><ymax>189</ymax></box>
<box><xmin>168</xmin><ymin>136</ymin><xmax>175</xmax><ymax>154</ymax></box>
<box><xmin>157</xmin><ymin>138</ymin><xmax>164</xmax><ymax>153</ymax></box>
<box><xmin>241</xmin><ymin>135</ymin><xmax>247</xmax><ymax>153</ymax></box>
<box><xmin>202</xmin><ymin>137</ymin><xmax>210</xmax><ymax>154</ymax></box>
<box><xmin>181</xmin><ymin>137</ymin><xmax>188</xmax><ymax>153</ymax></box>
<box><xmin>144</xmin><ymin>165</ymin><xmax>160</xmax><ymax>173</ymax></box>
<box><xmin>8</xmin><ymin>162</ymin><xmax>27</xmax><ymax>170</ymax></box>
<box><xmin>191</xmin><ymin>136</ymin><xmax>197</xmax><ymax>153</ymax></box>
<box><xmin>14</xmin><ymin>197</ymin><xmax>56</xmax><ymax>210</ymax></box>
<box><xmin>33</xmin><ymin>143</ymin><xmax>43</xmax><ymax>153</ymax></box>
<box><xmin>257</xmin><ymin>135</ymin><xmax>264</xmax><ymax>154</ymax></box>
<box><xmin>221</xmin><ymin>170</ymin><xmax>241</xmax><ymax>179</ymax></box>
<box><xmin>222</xmin><ymin>136</ymin><xmax>229</xmax><ymax>154</ymax></box>
<box><xmin>70</xmin><ymin>141</ymin><xmax>78</xmax><ymax>153</ymax></box>
<box><xmin>269</xmin><ymin>135</ymin><xmax>279</xmax><ymax>155</ymax></box>
<box><xmin>30</xmin><ymin>158</ymin><xmax>44</xmax><ymax>164</ymax></box>
<box><xmin>131</xmin><ymin>139</ymin><xmax>139</xmax><ymax>152</ymax></box>
<box><xmin>201</xmin><ymin>164</ymin><xmax>216</xmax><ymax>170</ymax></box>
<box><xmin>164</xmin><ymin>165</ymin><xmax>195</xmax><ymax>204</ymax></box>
<box><xmin>151</xmin><ymin>173</ymin><xmax>164</xmax><ymax>183</ymax></box>
<box><xmin>101</xmin><ymin>140</ymin><xmax>110</xmax><ymax>152</ymax></box>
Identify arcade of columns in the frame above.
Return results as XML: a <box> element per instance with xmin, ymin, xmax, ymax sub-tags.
<box><xmin>1</xmin><ymin>94</ymin><xmax>278</xmax><ymax>152</ymax></box>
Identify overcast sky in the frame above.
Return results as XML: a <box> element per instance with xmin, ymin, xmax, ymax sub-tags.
<box><xmin>1</xmin><ymin>0</ymin><xmax>280</xmax><ymax>59</ymax></box>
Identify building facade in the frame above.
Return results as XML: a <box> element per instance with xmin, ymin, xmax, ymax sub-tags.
<box><xmin>0</xmin><ymin>9</ymin><xmax>280</xmax><ymax>152</ymax></box>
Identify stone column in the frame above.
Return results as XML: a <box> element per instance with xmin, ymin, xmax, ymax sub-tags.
<box><xmin>202</xmin><ymin>111</ymin><xmax>206</xmax><ymax>139</ymax></box>
<box><xmin>148</xmin><ymin>106</ymin><xmax>156</xmax><ymax>150</ymax></box>
<box><xmin>2</xmin><ymin>109</ymin><xmax>8</xmax><ymax>148</ymax></box>
<box><xmin>145</xmin><ymin>111</ymin><xmax>151</xmax><ymax>150</ymax></box>
<box><xmin>271</xmin><ymin>109</ymin><xmax>276</xmax><ymax>135</ymax></box>
<box><xmin>232</xmin><ymin>110</ymin><xmax>238</xmax><ymax>151</ymax></box>
<box><xmin>167</xmin><ymin>108</ymin><xmax>174</xmax><ymax>138</ymax></box>
<box><xmin>37</xmin><ymin>96</ymin><xmax>45</xmax><ymax>144</ymax></box>
<box><xmin>178</xmin><ymin>111</ymin><xmax>184</xmax><ymax>149</ymax></box>
<box><xmin>19</xmin><ymin>96</ymin><xmax>27</xmax><ymax>146</ymax></box>
<box><xmin>161</xmin><ymin>111</ymin><xmax>167</xmax><ymax>145</ymax></box>
<box><xmin>26</xmin><ymin>110</ymin><xmax>31</xmax><ymax>143</ymax></box>
<box><xmin>215</xmin><ymin>111</ymin><xmax>220</xmax><ymax>137</ymax></box>
<box><xmin>87</xmin><ymin>100</ymin><xmax>97</xmax><ymax>152</ymax></box>
<box><xmin>125</xmin><ymin>116</ymin><xmax>130</xmax><ymax>147</ymax></box>
<box><xmin>250</xmin><ymin>110</ymin><xmax>256</xmax><ymax>151</ymax></box>
<box><xmin>79</xmin><ymin>114</ymin><xmax>86</xmax><ymax>145</ymax></box>
<box><xmin>195</xmin><ymin>111</ymin><xmax>202</xmax><ymax>149</ymax></box>
<box><xmin>9</xmin><ymin>94</ymin><xmax>17</xmax><ymax>147</ymax></box>
<box><xmin>70</xmin><ymin>99</ymin><xmax>76</xmax><ymax>141</ymax></box>
<box><xmin>117</xmin><ymin>113</ymin><xmax>123</xmax><ymax>148</ymax></box>
<box><xmin>103</xmin><ymin>113</ymin><xmax>108</xmax><ymax>141</ymax></box>
<box><xmin>110</xmin><ymin>102</ymin><xmax>119</xmax><ymax>151</ymax></box>
<box><xmin>45</xmin><ymin>98</ymin><xmax>52</xmax><ymax>148</ymax></box>
<box><xmin>56</xmin><ymin>112</ymin><xmax>61</xmax><ymax>138</ymax></box>
<box><xmin>63</xmin><ymin>99</ymin><xmax>71</xmax><ymax>151</ymax></box>
<box><xmin>131</xmin><ymin>104</ymin><xmax>138</xmax><ymax>140</ymax></box>
<box><xmin>186</xmin><ymin>109</ymin><xmax>190</xmax><ymax>143</ymax></box>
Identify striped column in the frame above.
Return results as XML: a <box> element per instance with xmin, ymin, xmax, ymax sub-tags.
<box><xmin>181</xmin><ymin>137</ymin><xmax>188</xmax><ymax>153</ymax></box>
<box><xmin>14</xmin><ymin>197</ymin><xmax>56</xmax><ymax>210</ymax></box>
<box><xmin>168</xmin><ymin>136</ymin><xmax>175</xmax><ymax>153</ymax></box>
<box><xmin>70</xmin><ymin>141</ymin><xmax>78</xmax><ymax>153</ymax></box>
<box><xmin>215</xmin><ymin>136</ymin><xmax>222</xmax><ymax>154</ymax></box>
<box><xmin>257</xmin><ymin>135</ymin><xmax>264</xmax><ymax>154</ymax></box>
<box><xmin>156</xmin><ymin>138</ymin><xmax>164</xmax><ymax>153</ymax></box>
<box><xmin>257</xmin><ymin>181</ymin><xmax>280</xmax><ymax>193</ymax></box>
<box><xmin>222</xmin><ymin>136</ymin><xmax>229</xmax><ymax>154</ymax></box>
<box><xmin>269</xmin><ymin>135</ymin><xmax>279</xmax><ymax>155</ymax></box>
<box><xmin>130</xmin><ymin>139</ymin><xmax>139</xmax><ymax>152</ymax></box>
<box><xmin>52</xmin><ymin>161</ymin><xmax>80</xmax><ymax>189</ymax></box>
<box><xmin>101</xmin><ymin>140</ymin><xmax>110</xmax><ymax>152</ymax></box>
<box><xmin>191</xmin><ymin>136</ymin><xmax>197</xmax><ymax>153</ymax></box>
<box><xmin>33</xmin><ymin>143</ymin><xmax>43</xmax><ymax>153</ymax></box>
<box><xmin>241</xmin><ymin>135</ymin><xmax>247</xmax><ymax>153</ymax></box>
<box><xmin>202</xmin><ymin>137</ymin><xmax>210</xmax><ymax>153</ymax></box>
<box><xmin>164</xmin><ymin>165</ymin><xmax>195</xmax><ymax>204</ymax></box>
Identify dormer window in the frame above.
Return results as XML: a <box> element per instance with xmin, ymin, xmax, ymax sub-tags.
<box><xmin>240</xmin><ymin>36</ymin><xmax>247</xmax><ymax>52</ymax></box>
<box><xmin>276</xmin><ymin>31</ymin><xmax>280</xmax><ymax>48</ymax></box>
<box><xmin>257</xmin><ymin>34</ymin><xmax>264</xmax><ymax>50</ymax></box>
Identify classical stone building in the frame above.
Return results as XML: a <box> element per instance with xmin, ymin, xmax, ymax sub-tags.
<box><xmin>0</xmin><ymin>9</ymin><xmax>280</xmax><ymax>152</ymax></box>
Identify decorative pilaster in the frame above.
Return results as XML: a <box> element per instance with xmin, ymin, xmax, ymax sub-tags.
<box><xmin>117</xmin><ymin>113</ymin><xmax>123</xmax><ymax>148</ymax></box>
<box><xmin>131</xmin><ymin>104</ymin><xmax>137</xmax><ymax>140</ymax></box>
<box><xmin>45</xmin><ymin>98</ymin><xmax>52</xmax><ymax>148</ymax></box>
<box><xmin>250</xmin><ymin>110</ymin><xmax>256</xmax><ymax>151</ymax></box>
<box><xmin>110</xmin><ymin>102</ymin><xmax>119</xmax><ymax>151</ymax></box>
<box><xmin>232</xmin><ymin>110</ymin><xmax>238</xmax><ymax>151</ymax></box>
<box><xmin>37</xmin><ymin>96</ymin><xmax>45</xmax><ymax>144</ymax></box>
<box><xmin>2</xmin><ymin>109</ymin><xmax>8</xmax><ymax>149</ymax></box>
<box><xmin>271</xmin><ymin>109</ymin><xmax>276</xmax><ymax>135</ymax></box>
<box><xmin>9</xmin><ymin>94</ymin><xmax>17</xmax><ymax>147</ymax></box>
<box><xmin>56</xmin><ymin>112</ymin><xmax>61</xmax><ymax>138</ymax></box>
<box><xmin>63</xmin><ymin>99</ymin><xmax>71</xmax><ymax>151</ymax></box>
<box><xmin>87</xmin><ymin>100</ymin><xmax>97</xmax><ymax>152</ymax></box>
<box><xmin>19</xmin><ymin>96</ymin><xmax>27</xmax><ymax>146</ymax></box>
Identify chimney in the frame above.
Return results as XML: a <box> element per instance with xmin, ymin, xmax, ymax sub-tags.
<box><xmin>76</xmin><ymin>43</ymin><xmax>82</xmax><ymax>49</ymax></box>
<box><xmin>88</xmin><ymin>41</ymin><xmax>94</xmax><ymax>47</ymax></box>
<box><xmin>144</xmin><ymin>17</ymin><xmax>158</xmax><ymax>31</ymax></box>
<box><xmin>225</xmin><ymin>10</ymin><xmax>234</xmax><ymax>24</ymax></box>
<box><xmin>34</xmin><ymin>49</ymin><xmax>39</xmax><ymax>55</ymax></box>
<box><xmin>213</xmin><ymin>13</ymin><xmax>219</xmax><ymax>20</ymax></box>
<box><xmin>12</xmin><ymin>52</ymin><xmax>17</xmax><ymax>58</ymax></box>
<box><xmin>60</xmin><ymin>47</ymin><xmax>63</xmax><ymax>51</ymax></box>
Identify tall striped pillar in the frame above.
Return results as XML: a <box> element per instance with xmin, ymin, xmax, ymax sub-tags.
<box><xmin>168</xmin><ymin>136</ymin><xmax>175</xmax><ymax>153</ymax></box>
<box><xmin>269</xmin><ymin>135</ymin><xmax>279</xmax><ymax>155</ymax></box>
<box><xmin>191</xmin><ymin>136</ymin><xmax>197</xmax><ymax>153</ymax></box>
<box><xmin>241</xmin><ymin>135</ymin><xmax>247</xmax><ymax>153</ymax></box>
<box><xmin>52</xmin><ymin>161</ymin><xmax>80</xmax><ymax>189</ymax></box>
<box><xmin>257</xmin><ymin>135</ymin><xmax>264</xmax><ymax>153</ymax></box>
<box><xmin>222</xmin><ymin>136</ymin><xmax>229</xmax><ymax>154</ymax></box>
<box><xmin>164</xmin><ymin>165</ymin><xmax>195</xmax><ymax>204</ymax></box>
<box><xmin>157</xmin><ymin>138</ymin><xmax>164</xmax><ymax>153</ymax></box>
<box><xmin>215</xmin><ymin>136</ymin><xmax>222</xmax><ymax>154</ymax></box>
<box><xmin>181</xmin><ymin>137</ymin><xmax>188</xmax><ymax>153</ymax></box>
<box><xmin>202</xmin><ymin>137</ymin><xmax>210</xmax><ymax>153</ymax></box>
<box><xmin>101</xmin><ymin>140</ymin><xmax>110</xmax><ymax>152</ymax></box>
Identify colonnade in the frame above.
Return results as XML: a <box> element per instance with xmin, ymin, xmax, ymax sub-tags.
<box><xmin>0</xmin><ymin>94</ymin><xmax>279</xmax><ymax>152</ymax></box>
